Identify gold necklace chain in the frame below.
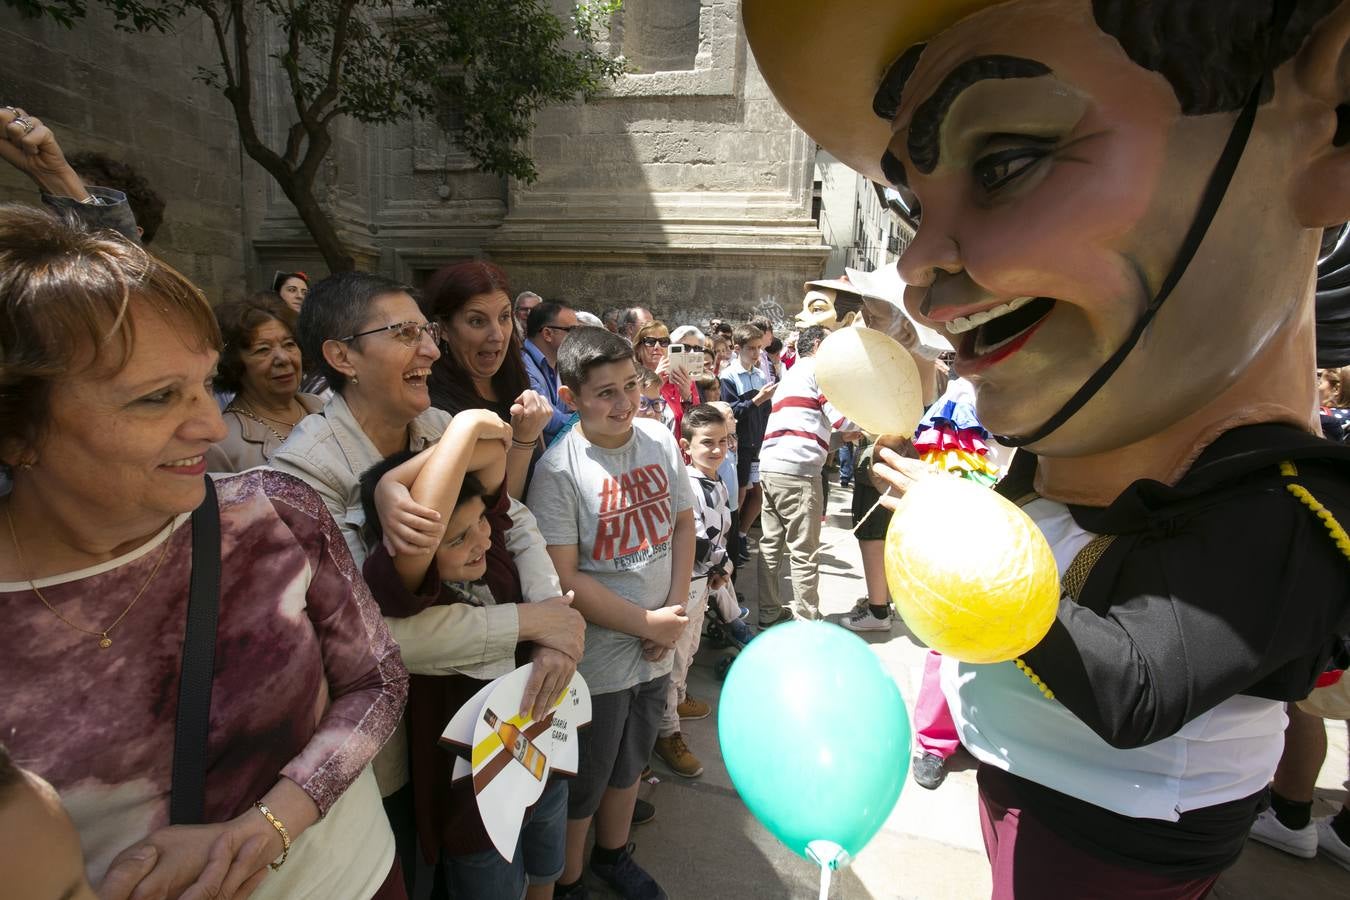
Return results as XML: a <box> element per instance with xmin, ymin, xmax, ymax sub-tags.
<box><xmin>228</xmin><ymin>398</ymin><xmax>300</xmax><ymax>444</ymax></box>
<box><xmin>4</xmin><ymin>505</ymin><xmax>174</xmax><ymax>650</ymax></box>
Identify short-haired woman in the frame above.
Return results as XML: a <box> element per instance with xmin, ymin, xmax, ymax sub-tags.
<box><xmin>272</xmin><ymin>270</ymin><xmax>576</xmax><ymax>897</ymax></box>
<box><xmin>634</xmin><ymin>320</ymin><xmax>701</xmax><ymax>436</ymax></box>
<box><xmin>208</xmin><ymin>293</ymin><xmax>324</xmax><ymax>472</ymax></box>
<box><xmin>0</xmin><ymin>206</ymin><xmax>408</xmax><ymax>899</ymax></box>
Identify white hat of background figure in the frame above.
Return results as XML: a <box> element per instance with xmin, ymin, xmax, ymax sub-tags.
<box><xmin>844</xmin><ymin>265</ymin><xmax>953</xmax><ymax>360</ymax></box>
<box><xmin>575</xmin><ymin>311</ymin><xmax>603</xmax><ymax>327</ymax></box>
<box><xmin>670</xmin><ymin>325</ymin><xmax>707</xmax><ymax>346</ymax></box>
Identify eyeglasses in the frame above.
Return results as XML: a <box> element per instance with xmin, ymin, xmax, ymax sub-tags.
<box><xmin>544</xmin><ymin>324</ymin><xmax>577</xmax><ymax>334</ymax></box>
<box><xmin>639</xmin><ymin>396</ymin><xmax>668</xmax><ymax>412</ymax></box>
<box><xmin>639</xmin><ymin>336</ymin><xmax>672</xmax><ymax>348</ymax></box>
<box><xmin>342</xmin><ymin>320</ymin><xmax>443</xmax><ymax>346</ymax></box>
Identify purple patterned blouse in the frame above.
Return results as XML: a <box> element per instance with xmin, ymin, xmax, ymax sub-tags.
<box><xmin>0</xmin><ymin>470</ymin><xmax>408</xmax><ymax>883</ymax></box>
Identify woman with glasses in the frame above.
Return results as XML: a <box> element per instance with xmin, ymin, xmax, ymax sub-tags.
<box><xmin>633</xmin><ymin>320</ymin><xmax>701</xmax><ymax>436</ymax></box>
<box><xmin>270</xmin><ymin>271</ymin><xmax>573</xmax><ymax>897</ymax></box>
<box><xmin>207</xmin><ymin>293</ymin><xmax>325</xmax><ymax>472</ymax></box>
<box><xmin>422</xmin><ymin>261</ymin><xmax>552</xmax><ymax>499</ymax></box>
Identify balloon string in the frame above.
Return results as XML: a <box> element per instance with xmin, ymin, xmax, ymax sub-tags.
<box><xmin>815</xmin><ymin>486</ymin><xmax>893</xmax><ymax>557</ymax></box>
<box><xmin>818</xmin><ymin>864</ymin><xmax>832</xmax><ymax>900</ymax></box>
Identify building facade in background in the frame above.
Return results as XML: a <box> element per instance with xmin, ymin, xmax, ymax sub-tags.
<box><xmin>2</xmin><ymin>0</ymin><xmax>832</xmax><ymax>327</ymax></box>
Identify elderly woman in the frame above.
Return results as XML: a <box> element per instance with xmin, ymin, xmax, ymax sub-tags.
<box><xmin>634</xmin><ymin>320</ymin><xmax>700</xmax><ymax>436</ymax></box>
<box><xmin>270</xmin><ymin>271</ymin><xmax>578</xmax><ymax>897</ymax></box>
<box><xmin>0</xmin><ymin>206</ymin><xmax>408</xmax><ymax>899</ymax></box>
<box><xmin>422</xmin><ymin>261</ymin><xmax>551</xmax><ymax>500</ymax></box>
<box><xmin>207</xmin><ymin>293</ymin><xmax>324</xmax><ymax>473</ymax></box>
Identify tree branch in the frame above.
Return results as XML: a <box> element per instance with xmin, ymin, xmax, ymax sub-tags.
<box><xmin>305</xmin><ymin>0</ymin><xmax>357</xmax><ymax>125</ymax></box>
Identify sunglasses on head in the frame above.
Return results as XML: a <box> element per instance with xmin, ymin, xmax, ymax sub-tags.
<box><xmin>639</xmin><ymin>336</ymin><xmax>672</xmax><ymax>348</ymax></box>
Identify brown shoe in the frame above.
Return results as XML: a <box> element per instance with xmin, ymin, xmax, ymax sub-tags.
<box><xmin>758</xmin><ymin>608</ymin><xmax>795</xmax><ymax>629</ymax></box>
<box><xmin>654</xmin><ymin>732</ymin><xmax>704</xmax><ymax>778</ymax></box>
<box><xmin>677</xmin><ymin>696</ymin><xmax>711</xmax><ymax>720</ymax></box>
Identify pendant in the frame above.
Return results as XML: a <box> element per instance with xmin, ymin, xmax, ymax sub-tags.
<box><xmin>98</xmin><ymin>635</ymin><xmax>112</xmax><ymax>649</ymax></box>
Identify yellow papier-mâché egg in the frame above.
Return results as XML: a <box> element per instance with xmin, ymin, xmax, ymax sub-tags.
<box><xmin>884</xmin><ymin>476</ymin><xmax>1059</xmax><ymax>664</ymax></box>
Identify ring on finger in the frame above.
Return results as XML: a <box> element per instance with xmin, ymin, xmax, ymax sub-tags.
<box><xmin>12</xmin><ymin>117</ymin><xmax>34</xmax><ymax>135</ymax></box>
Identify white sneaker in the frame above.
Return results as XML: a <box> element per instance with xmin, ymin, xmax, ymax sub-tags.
<box><xmin>1316</xmin><ymin>816</ymin><xmax>1350</xmax><ymax>871</ymax></box>
<box><xmin>1248</xmin><ymin>808</ymin><xmax>1317</xmax><ymax>858</ymax></box>
<box><xmin>843</xmin><ymin>606</ymin><xmax>892</xmax><ymax>633</ymax></box>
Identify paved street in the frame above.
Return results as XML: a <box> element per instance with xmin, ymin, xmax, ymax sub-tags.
<box><xmin>609</xmin><ymin>481</ymin><xmax>1350</xmax><ymax>899</ymax></box>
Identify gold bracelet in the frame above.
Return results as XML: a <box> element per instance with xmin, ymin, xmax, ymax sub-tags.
<box><xmin>512</xmin><ymin>438</ymin><xmax>537</xmax><ymax>450</ymax></box>
<box><xmin>254</xmin><ymin>801</ymin><xmax>292</xmax><ymax>870</ymax></box>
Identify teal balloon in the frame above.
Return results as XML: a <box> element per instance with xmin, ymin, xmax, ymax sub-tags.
<box><xmin>718</xmin><ymin>621</ymin><xmax>911</xmax><ymax>862</ymax></box>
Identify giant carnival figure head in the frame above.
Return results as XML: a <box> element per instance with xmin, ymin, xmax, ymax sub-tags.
<box><xmin>746</xmin><ymin>1</ymin><xmax>1350</xmax><ymax>494</ymax></box>
<box><xmin>796</xmin><ymin>276</ymin><xmax>861</xmax><ymax>331</ymax></box>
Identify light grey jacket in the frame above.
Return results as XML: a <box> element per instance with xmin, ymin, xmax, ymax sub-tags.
<box><xmin>270</xmin><ymin>392</ymin><xmax>564</xmax><ymax>794</ymax></box>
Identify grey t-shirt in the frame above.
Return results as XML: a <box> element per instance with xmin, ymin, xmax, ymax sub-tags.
<box><xmin>527</xmin><ymin>417</ymin><xmax>692</xmax><ymax>695</ymax></box>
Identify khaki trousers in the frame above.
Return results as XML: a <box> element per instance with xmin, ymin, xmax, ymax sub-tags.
<box><xmin>756</xmin><ymin>471</ymin><xmax>824</xmax><ymax>624</ymax></box>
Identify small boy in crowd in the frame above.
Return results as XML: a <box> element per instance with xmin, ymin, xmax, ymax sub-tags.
<box><xmin>528</xmin><ymin>327</ymin><xmax>694</xmax><ymax>900</ymax></box>
<box><xmin>720</xmin><ymin>323</ymin><xmax>777</xmax><ymax>562</ymax></box>
<box><xmin>635</xmin><ymin>366</ymin><xmax>674</xmax><ymax>432</ymax></box>
<box><xmin>653</xmin><ymin>404</ymin><xmax>735</xmax><ymax>779</ymax></box>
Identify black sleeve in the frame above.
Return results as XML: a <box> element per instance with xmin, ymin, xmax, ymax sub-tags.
<box><xmin>1022</xmin><ymin>472</ymin><xmax>1350</xmax><ymax>749</ymax></box>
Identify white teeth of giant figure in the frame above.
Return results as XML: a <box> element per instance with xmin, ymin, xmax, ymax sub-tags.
<box><xmin>945</xmin><ymin>296</ymin><xmax>1036</xmax><ymax>335</ymax></box>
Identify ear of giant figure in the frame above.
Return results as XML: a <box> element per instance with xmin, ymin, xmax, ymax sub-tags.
<box><xmin>747</xmin><ymin>0</ymin><xmax>1350</xmax><ymax>466</ymax></box>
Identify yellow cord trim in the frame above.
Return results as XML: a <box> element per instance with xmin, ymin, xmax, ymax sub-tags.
<box><xmin>1280</xmin><ymin>460</ymin><xmax>1350</xmax><ymax>562</ymax></box>
<box><xmin>1012</xmin><ymin>460</ymin><xmax>1349</xmax><ymax>705</ymax></box>
<box><xmin>1014</xmin><ymin>658</ymin><xmax>1055</xmax><ymax>700</ymax></box>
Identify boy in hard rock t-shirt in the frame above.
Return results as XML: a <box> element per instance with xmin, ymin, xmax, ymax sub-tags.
<box><xmin>527</xmin><ymin>326</ymin><xmax>694</xmax><ymax>900</ymax></box>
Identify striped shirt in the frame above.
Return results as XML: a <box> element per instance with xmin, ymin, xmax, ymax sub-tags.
<box><xmin>758</xmin><ymin>356</ymin><xmax>855</xmax><ymax>478</ymax></box>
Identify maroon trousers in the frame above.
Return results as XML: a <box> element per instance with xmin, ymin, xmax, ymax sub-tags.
<box><xmin>978</xmin><ymin>767</ymin><xmax>1222</xmax><ymax>900</ymax></box>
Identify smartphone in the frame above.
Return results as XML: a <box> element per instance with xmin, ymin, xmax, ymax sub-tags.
<box><xmin>669</xmin><ymin>344</ymin><xmax>705</xmax><ymax>379</ymax></box>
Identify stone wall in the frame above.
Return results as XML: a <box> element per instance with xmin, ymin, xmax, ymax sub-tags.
<box><xmin>2</xmin><ymin>0</ymin><xmax>827</xmax><ymax>326</ymax></box>
<box><xmin>0</xmin><ymin>5</ymin><xmax>247</xmax><ymax>302</ymax></box>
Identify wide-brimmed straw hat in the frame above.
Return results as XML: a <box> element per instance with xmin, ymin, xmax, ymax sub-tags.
<box><xmin>743</xmin><ymin>0</ymin><xmax>1000</xmax><ymax>184</ymax></box>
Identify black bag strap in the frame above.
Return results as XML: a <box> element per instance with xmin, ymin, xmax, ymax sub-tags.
<box><xmin>169</xmin><ymin>475</ymin><xmax>222</xmax><ymax>825</ymax></box>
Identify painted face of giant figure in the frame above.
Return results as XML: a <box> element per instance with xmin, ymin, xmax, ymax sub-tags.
<box><xmin>747</xmin><ymin>0</ymin><xmax>1350</xmax><ymax>479</ymax></box>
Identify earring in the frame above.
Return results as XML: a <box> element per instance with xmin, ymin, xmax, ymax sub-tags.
<box><xmin>350</xmin><ymin>375</ymin><xmax>359</xmax><ymax>385</ymax></box>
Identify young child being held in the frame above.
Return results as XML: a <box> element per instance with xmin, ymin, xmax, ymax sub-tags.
<box><xmin>0</xmin><ymin>743</ymin><xmax>101</xmax><ymax>900</ymax></box>
<box><xmin>635</xmin><ymin>366</ymin><xmax>675</xmax><ymax>433</ymax></box>
<box><xmin>527</xmin><ymin>327</ymin><xmax>694</xmax><ymax>900</ymax></box>
<box><xmin>652</xmin><ymin>405</ymin><xmax>736</xmax><ymax>780</ymax></box>
<box><xmin>359</xmin><ymin>408</ymin><xmax>585</xmax><ymax>900</ymax></box>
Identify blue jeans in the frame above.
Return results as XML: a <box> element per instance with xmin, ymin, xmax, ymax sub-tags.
<box><xmin>839</xmin><ymin>442</ymin><xmax>856</xmax><ymax>484</ymax></box>
<box><xmin>444</xmin><ymin>777</ymin><xmax>569</xmax><ymax>899</ymax></box>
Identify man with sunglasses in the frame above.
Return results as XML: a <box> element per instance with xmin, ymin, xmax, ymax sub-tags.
<box><xmin>524</xmin><ymin>301</ymin><xmax>581</xmax><ymax>445</ymax></box>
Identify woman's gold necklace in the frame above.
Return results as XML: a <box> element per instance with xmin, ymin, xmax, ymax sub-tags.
<box><xmin>4</xmin><ymin>505</ymin><xmax>173</xmax><ymax>650</ymax></box>
<box><xmin>230</xmin><ymin>397</ymin><xmax>302</xmax><ymax>443</ymax></box>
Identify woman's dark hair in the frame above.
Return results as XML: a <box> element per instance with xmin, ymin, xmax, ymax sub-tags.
<box><xmin>214</xmin><ymin>292</ymin><xmax>299</xmax><ymax>394</ymax></box>
<box><xmin>296</xmin><ymin>271</ymin><xmax>412</xmax><ymax>393</ymax></box>
<box><xmin>0</xmin><ymin>743</ymin><xmax>22</xmax><ymax>801</ymax></box>
<box><xmin>272</xmin><ymin>270</ymin><xmax>309</xmax><ymax>293</ymax></box>
<box><xmin>67</xmin><ymin>151</ymin><xmax>166</xmax><ymax>245</ymax></box>
<box><xmin>422</xmin><ymin>260</ymin><xmax>529</xmax><ymax>413</ymax></box>
<box><xmin>359</xmin><ymin>449</ymin><xmax>486</xmax><ymax>549</ymax></box>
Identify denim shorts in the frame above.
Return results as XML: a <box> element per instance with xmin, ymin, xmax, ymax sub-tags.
<box><xmin>445</xmin><ymin>777</ymin><xmax>569</xmax><ymax>898</ymax></box>
<box><xmin>567</xmin><ymin>675</ymin><xmax>670</xmax><ymax>819</ymax></box>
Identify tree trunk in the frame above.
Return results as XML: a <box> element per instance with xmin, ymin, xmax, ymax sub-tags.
<box><xmin>275</xmin><ymin>176</ymin><xmax>356</xmax><ymax>272</ymax></box>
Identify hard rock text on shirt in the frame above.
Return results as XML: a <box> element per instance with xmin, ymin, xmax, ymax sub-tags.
<box><xmin>593</xmin><ymin>464</ymin><xmax>673</xmax><ymax>567</ymax></box>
